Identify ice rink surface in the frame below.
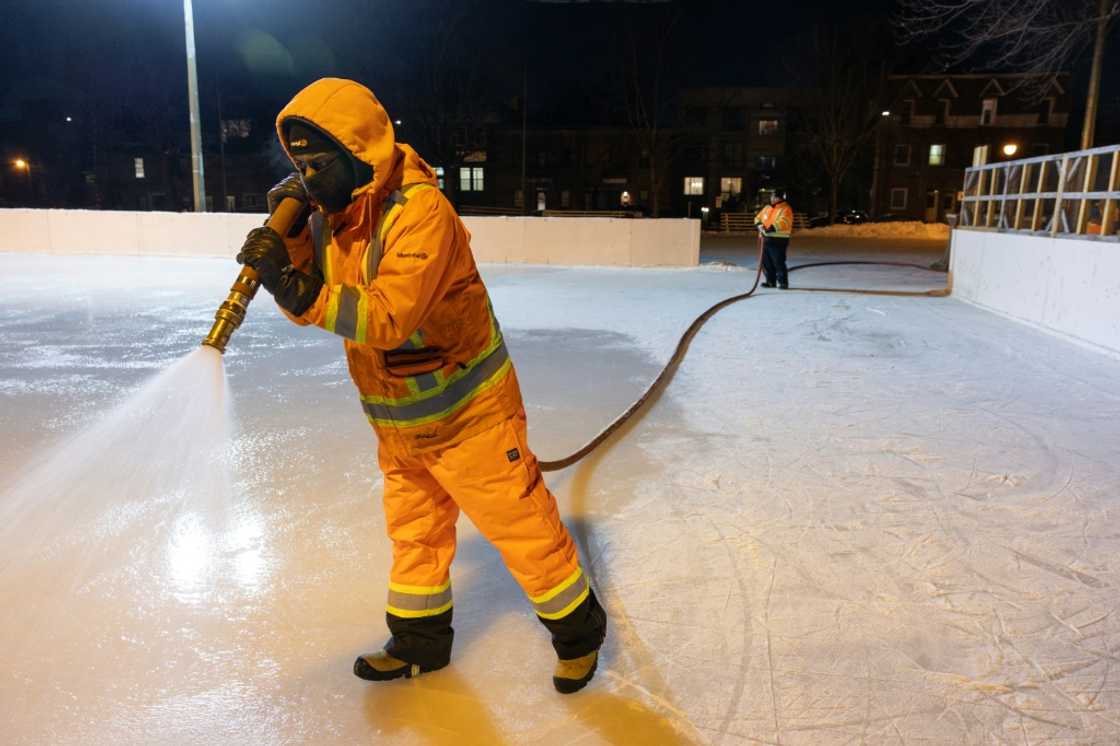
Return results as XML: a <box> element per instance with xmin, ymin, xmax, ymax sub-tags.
<box><xmin>2</xmin><ymin>242</ymin><xmax>1120</xmax><ymax>745</ymax></box>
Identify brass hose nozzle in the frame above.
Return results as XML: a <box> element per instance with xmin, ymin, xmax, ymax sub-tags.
<box><xmin>201</xmin><ymin>197</ymin><xmax>305</xmax><ymax>354</ymax></box>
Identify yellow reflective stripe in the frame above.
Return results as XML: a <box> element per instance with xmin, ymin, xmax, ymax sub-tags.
<box><xmin>354</xmin><ymin>291</ymin><xmax>369</xmax><ymax>344</ymax></box>
<box><xmin>386</xmin><ymin>577</ymin><xmax>452</xmax><ymax>619</ymax></box>
<box><xmin>379</xmin><ymin>203</ymin><xmax>405</xmax><ymax>243</ymax></box>
<box><xmin>389</xmin><ymin>579</ymin><xmax>450</xmax><ymax>595</ymax></box>
<box><xmin>404</xmin><ymin>376</ymin><xmax>421</xmax><ymax>396</ymax></box>
<box><xmin>386</xmin><ymin>600</ymin><xmax>454</xmax><ymax>619</ymax></box>
<box><xmin>530</xmin><ymin>567</ymin><xmax>583</xmax><ymax>605</ymax></box>
<box><xmin>378</xmin><ymin>184</ymin><xmax>437</xmax><ymax>244</ymax></box>
<box><xmin>400</xmin><ymin>329</ymin><xmax>428</xmax><ymax>396</ymax></box>
<box><xmin>360</xmin><ymin>334</ymin><xmax>503</xmax><ymax>408</ymax></box>
<box><xmin>365</xmin><ymin>357</ymin><xmax>511</xmax><ymax>428</ymax></box>
<box><xmin>531</xmin><ymin>568</ymin><xmax>590</xmax><ymax>619</ymax></box>
<box><xmin>536</xmin><ymin>586</ymin><xmax>590</xmax><ymax>621</ymax></box>
<box><xmin>323</xmin><ymin>286</ymin><xmax>341</xmax><ymax>333</ymax></box>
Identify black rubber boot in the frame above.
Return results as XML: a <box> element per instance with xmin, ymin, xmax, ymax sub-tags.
<box><xmin>553</xmin><ymin>650</ymin><xmax>598</xmax><ymax>694</ymax></box>
<box><xmin>353</xmin><ymin>650</ymin><xmax>447</xmax><ymax>682</ymax></box>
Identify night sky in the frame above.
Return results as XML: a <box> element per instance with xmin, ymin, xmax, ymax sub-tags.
<box><xmin>1</xmin><ymin>1</ymin><xmax>897</xmax><ymax>126</ymax></box>
<box><xmin>0</xmin><ymin>0</ymin><xmax>1115</xmax><ymax>149</ymax></box>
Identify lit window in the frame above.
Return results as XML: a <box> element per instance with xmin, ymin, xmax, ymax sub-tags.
<box><xmin>981</xmin><ymin>98</ymin><xmax>997</xmax><ymax>126</ymax></box>
<box><xmin>434</xmin><ymin>166</ymin><xmax>445</xmax><ymax>190</ymax></box>
<box><xmin>683</xmin><ymin>176</ymin><xmax>704</xmax><ymax>196</ymax></box>
<box><xmin>720</xmin><ymin>177</ymin><xmax>742</xmax><ymax>196</ymax></box>
<box><xmin>890</xmin><ymin>188</ymin><xmax>908</xmax><ymax>210</ymax></box>
<box><xmin>460</xmin><ymin>166</ymin><xmax>484</xmax><ymax>192</ymax></box>
<box><xmin>929</xmin><ymin>144</ymin><xmax>946</xmax><ymax>166</ymax></box>
<box><xmin>893</xmin><ymin>144</ymin><xmax>911</xmax><ymax>166</ymax></box>
<box><xmin>757</xmin><ymin>155</ymin><xmax>776</xmax><ymax>170</ymax></box>
<box><xmin>134</xmin><ymin>157</ymin><xmax>145</xmax><ymax>179</ymax></box>
<box><xmin>757</xmin><ymin>119</ymin><xmax>779</xmax><ymax>136</ymax></box>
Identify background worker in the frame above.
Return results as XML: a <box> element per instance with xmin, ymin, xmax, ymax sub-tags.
<box><xmin>234</xmin><ymin>78</ymin><xmax>607</xmax><ymax>694</ymax></box>
<box><xmin>754</xmin><ymin>190</ymin><xmax>794</xmax><ymax>289</ymax></box>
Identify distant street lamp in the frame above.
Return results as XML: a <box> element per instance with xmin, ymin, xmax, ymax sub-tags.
<box><xmin>12</xmin><ymin>158</ymin><xmax>33</xmax><ymax>202</ymax></box>
<box><xmin>1002</xmin><ymin>143</ymin><xmax>1019</xmax><ymax>158</ymax></box>
<box><xmin>881</xmin><ymin>110</ymin><xmax>891</xmax><ymax>117</ymax></box>
<box><xmin>182</xmin><ymin>0</ymin><xmax>206</xmax><ymax>212</ymax></box>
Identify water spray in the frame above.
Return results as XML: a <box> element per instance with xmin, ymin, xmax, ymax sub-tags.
<box><xmin>201</xmin><ymin>198</ymin><xmax>305</xmax><ymax>353</ymax></box>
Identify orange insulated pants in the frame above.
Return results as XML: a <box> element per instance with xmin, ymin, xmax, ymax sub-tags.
<box><xmin>378</xmin><ymin>415</ymin><xmax>606</xmax><ymax>668</ymax></box>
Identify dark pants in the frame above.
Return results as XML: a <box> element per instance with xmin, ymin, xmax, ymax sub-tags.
<box><xmin>762</xmin><ymin>236</ymin><xmax>790</xmax><ymax>287</ymax></box>
<box><xmin>385</xmin><ymin>588</ymin><xmax>607</xmax><ymax>669</ymax></box>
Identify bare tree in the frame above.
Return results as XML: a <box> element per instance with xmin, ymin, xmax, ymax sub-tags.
<box><xmin>790</xmin><ymin>25</ymin><xmax>888</xmax><ymax>225</ymax></box>
<box><xmin>348</xmin><ymin>0</ymin><xmax>500</xmax><ymax>208</ymax></box>
<box><xmin>895</xmin><ymin>0</ymin><xmax>1119</xmax><ymax>147</ymax></box>
<box><xmin>617</xmin><ymin>4</ymin><xmax>683</xmax><ymax>218</ymax></box>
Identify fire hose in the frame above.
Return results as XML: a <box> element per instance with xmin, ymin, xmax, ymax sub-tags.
<box><xmin>202</xmin><ymin>211</ymin><xmax>948</xmax><ymax>471</ymax></box>
<box><xmin>537</xmin><ymin>233</ymin><xmax>950</xmax><ymax>472</ymax></box>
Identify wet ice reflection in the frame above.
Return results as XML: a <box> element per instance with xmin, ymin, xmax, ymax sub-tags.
<box><xmin>226</xmin><ymin>508</ymin><xmax>268</xmax><ymax>593</ymax></box>
<box><xmin>167</xmin><ymin>513</ymin><xmax>214</xmax><ymax>601</ymax></box>
<box><xmin>3</xmin><ymin>252</ymin><xmax>1120</xmax><ymax>744</ymax></box>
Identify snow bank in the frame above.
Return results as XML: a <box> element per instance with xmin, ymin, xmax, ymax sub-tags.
<box><xmin>799</xmin><ymin>220</ymin><xmax>950</xmax><ymax>239</ymax></box>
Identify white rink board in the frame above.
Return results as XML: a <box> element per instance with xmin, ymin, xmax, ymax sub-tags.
<box><xmin>951</xmin><ymin>228</ymin><xmax>1120</xmax><ymax>355</ymax></box>
<box><xmin>0</xmin><ymin>208</ymin><xmax>699</xmax><ymax>268</ymax></box>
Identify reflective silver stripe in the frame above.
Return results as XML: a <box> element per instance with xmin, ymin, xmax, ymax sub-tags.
<box><xmin>387</xmin><ymin>586</ymin><xmax>453</xmax><ymax>613</ymax></box>
<box><xmin>366</xmin><ymin>190</ymin><xmax>407</xmax><ymax>280</ymax></box>
<box><xmin>335</xmin><ymin>285</ymin><xmax>361</xmax><ymax>341</ymax></box>
<box><xmin>413</xmin><ymin>372</ymin><xmax>440</xmax><ymax>392</ymax></box>
<box><xmin>363</xmin><ymin>341</ymin><xmax>509</xmax><ymax>423</ymax></box>
<box><xmin>533</xmin><ymin>573</ymin><xmax>589</xmax><ymax>618</ymax></box>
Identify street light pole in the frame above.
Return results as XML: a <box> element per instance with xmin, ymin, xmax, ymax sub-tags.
<box><xmin>183</xmin><ymin>0</ymin><xmax>206</xmax><ymax>212</ymax></box>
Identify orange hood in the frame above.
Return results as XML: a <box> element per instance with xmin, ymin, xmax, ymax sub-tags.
<box><xmin>276</xmin><ymin>78</ymin><xmax>398</xmax><ymax>198</ymax></box>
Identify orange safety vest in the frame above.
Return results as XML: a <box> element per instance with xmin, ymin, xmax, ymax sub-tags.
<box><xmin>753</xmin><ymin>201</ymin><xmax>794</xmax><ymax>238</ymax></box>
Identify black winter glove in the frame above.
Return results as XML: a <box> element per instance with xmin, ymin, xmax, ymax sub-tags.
<box><xmin>235</xmin><ymin>226</ymin><xmax>324</xmax><ymax>317</ymax></box>
<box><xmin>267</xmin><ymin>172</ymin><xmax>313</xmax><ymax>237</ymax></box>
<box><xmin>272</xmin><ymin>268</ymin><xmax>323</xmax><ymax>317</ymax></box>
<box><xmin>236</xmin><ymin>226</ymin><xmax>291</xmax><ymax>291</ymax></box>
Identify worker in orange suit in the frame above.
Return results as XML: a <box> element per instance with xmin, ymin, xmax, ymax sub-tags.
<box><xmin>234</xmin><ymin>78</ymin><xmax>607</xmax><ymax>694</ymax></box>
<box><xmin>753</xmin><ymin>190</ymin><xmax>794</xmax><ymax>289</ymax></box>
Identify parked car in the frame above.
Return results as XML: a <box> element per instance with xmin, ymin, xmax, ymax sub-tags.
<box><xmin>808</xmin><ymin>209</ymin><xmax>868</xmax><ymax>228</ymax></box>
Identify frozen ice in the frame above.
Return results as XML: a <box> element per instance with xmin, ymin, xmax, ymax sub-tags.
<box><xmin>2</xmin><ymin>242</ymin><xmax>1119</xmax><ymax>744</ymax></box>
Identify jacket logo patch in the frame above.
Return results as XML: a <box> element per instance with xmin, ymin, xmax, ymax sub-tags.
<box><xmin>506</xmin><ymin>448</ymin><xmax>521</xmax><ymax>463</ymax></box>
<box><xmin>396</xmin><ymin>251</ymin><xmax>429</xmax><ymax>260</ymax></box>
<box><xmin>290</xmin><ymin>138</ymin><xmax>308</xmax><ymax>148</ymax></box>
<box><xmin>413</xmin><ymin>430</ymin><xmax>439</xmax><ymax>440</ymax></box>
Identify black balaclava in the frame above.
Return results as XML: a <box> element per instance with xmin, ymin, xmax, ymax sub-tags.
<box><xmin>284</xmin><ymin>120</ymin><xmax>374</xmax><ymax>214</ymax></box>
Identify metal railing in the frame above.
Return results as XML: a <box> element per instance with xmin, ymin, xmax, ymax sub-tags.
<box><xmin>959</xmin><ymin>144</ymin><xmax>1120</xmax><ymax>239</ymax></box>
<box><xmin>719</xmin><ymin>211</ymin><xmax>810</xmax><ymax>233</ymax></box>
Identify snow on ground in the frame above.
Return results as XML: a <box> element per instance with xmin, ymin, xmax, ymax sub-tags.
<box><xmin>797</xmin><ymin>220</ymin><xmax>951</xmax><ymax>240</ymax></box>
<box><xmin>2</xmin><ymin>242</ymin><xmax>1119</xmax><ymax>745</ymax></box>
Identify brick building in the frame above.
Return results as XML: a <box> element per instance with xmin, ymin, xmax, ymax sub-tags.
<box><xmin>671</xmin><ymin>87</ymin><xmax>794</xmax><ymax>218</ymax></box>
<box><xmin>872</xmin><ymin>73</ymin><xmax>1072</xmax><ymax>222</ymax></box>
